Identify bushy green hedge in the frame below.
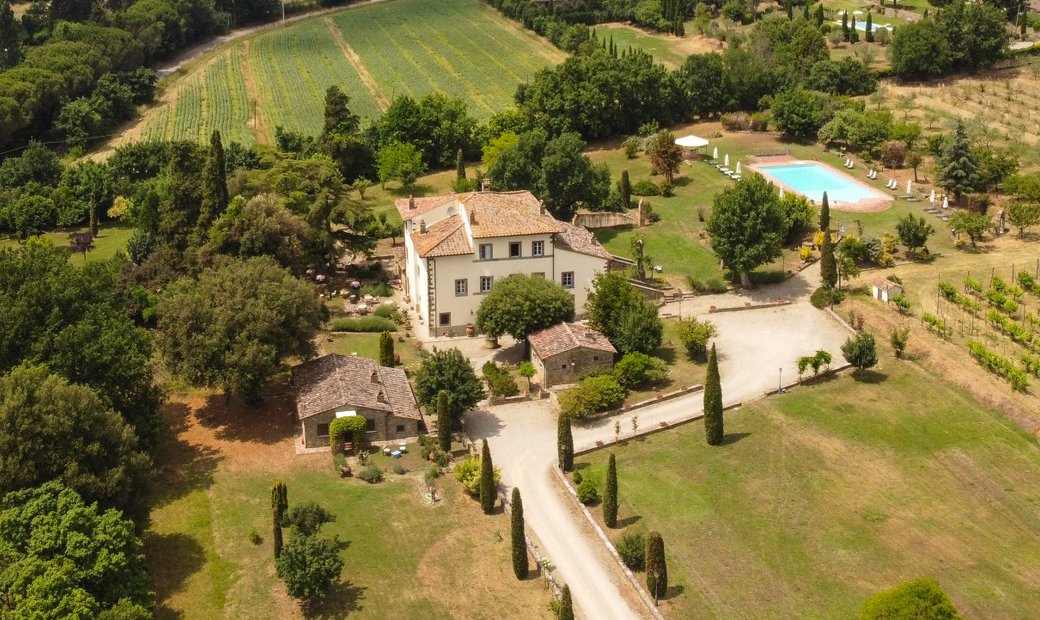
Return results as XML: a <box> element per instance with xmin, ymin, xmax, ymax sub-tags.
<box><xmin>577</xmin><ymin>476</ymin><xmax>599</xmax><ymax>505</ymax></box>
<box><xmin>329</xmin><ymin>416</ymin><xmax>367</xmax><ymax>452</ymax></box>
<box><xmin>810</xmin><ymin>286</ymin><xmax>845</xmax><ymax>309</ymax></box>
<box><xmin>372</xmin><ymin>304</ymin><xmax>404</xmax><ymax>323</ymax></box>
<box><xmin>616</xmin><ymin>530</ymin><xmax>646</xmax><ymax>570</ymax></box>
<box><xmin>631</xmin><ymin>180</ymin><xmax>661</xmax><ymax>196</ymax></box>
<box><xmin>482</xmin><ymin>361</ymin><xmax>520</xmax><ymax>397</ymax></box>
<box><xmin>559</xmin><ymin>374</ymin><xmax>625</xmax><ymax>418</ymax></box>
<box><xmin>329</xmin><ymin>317</ymin><xmax>397</xmax><ymax>332</ymax></box>
<box><xmin>454</xmin><ymin>455</ymin><xmax>501</xmax><ymax>497</ymax></box>
<box><xmin>613</xmin><ymin>352</ymin><xmax>667</xmax><ymax>389</ymax></box>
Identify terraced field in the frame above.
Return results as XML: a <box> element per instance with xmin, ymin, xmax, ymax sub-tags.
<box><xmin>138</xmin><ymin>0</ymin><xmax>565</xmax><ymax>146</ymax></box>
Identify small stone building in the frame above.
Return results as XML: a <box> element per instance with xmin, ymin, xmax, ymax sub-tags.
<box><xmin>528</xmin><ymin>322</ymin><xmax>617</xmax><ymax>388</ymax></box>
<box><xmin>292</xmin><ymin>354</ymin><xmax>422</xmax><ymax>449</ymax></box>
<box><xmin>872</xmin><ymin>278</ymin><xmax>903</xmax><ymax>303</ymax></box>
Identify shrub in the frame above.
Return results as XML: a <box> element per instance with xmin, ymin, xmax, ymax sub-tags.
<box><xmin>880</xmin><ymin>140</ymin><xmax>907</xmax><ymax>168</ymax></box>
<box><xmin>890</xmin><ymin>326</ymin><xmax>910</xmax><ymax>358</ymax></box>
<box><xmin>676</xmin><ymin>317</ymin><xmax>717</xmax><ymax>360</ymax></box>
<box><xmin>810</xmin><ymin>286</ymin><xmax>845</xmax><ymax>309</ymax></box>
<box><xmin>623</xmin><ymin>136</ymin><xmax>642</xmax><ymax>158</ymax></box>
<box><xmin>631</xmin><ymin>180</ymin><xmax>660</xmax><ymax>196</ymax></box>
<box><xmin>799</xmin><ymin>246</ymin><xmax>815</xmax><ymax>263</ymax></box>
<box><xmin>559</xmin><ymin>375</ymin><xmax>626</xmax><ymax>418</ymax></box>
<box><xmin>842</xmin><ymin>332</ymin><xmax>878</xmax><ymax>373</ymax></box>
<box><xmin>749</xmin><ymin>111</ymin><xmax>770</xmax><ymax>132</ymax></box>
<box><xmin>329</xmin><ymin>316</ymin><xmax>397</xmax><ymax>332</ymax></box>
<box><xmin>358</xmin><ymin>465</ymin><xmax>383</xmax><ymax>483</ymax></box>
<box><xmin>329</xmin><ymin>415</ymin><xmax>367</xmax><ymax>452</ymax></box>
<box><xmin>572</xmin><ymin>469</ymin><xmax>583</xmax><ymax>485</ymax></box>
<box><xmin>687</xmin><ymin>277</ymin><xmax>728</xmax><ymax>293</ymax></box>
<box><xmin>482</xmin><ymin>361</ymin><xmax>520</xmax><ymax>397</ymax></box>
<box><xmin>613</xmin><ymin>352</ymin><xmax>668</xmax><ymax>389</ymax></box>
<box><xmin>249</xmin><ymin>528</ymin><xmax>263</xmax><ymax>545</ymax></box>
<box><xmin>616</xmin><ymin>530</ymin><xmax>646</xmax><ymax>570</ymax></box>
<box><xmin>360</xmin><ymin>281</ymin><xmax>393</xmax><ymax>298</ymax></box>
<box><xmin>577</xmin><ymin>476</ymin><xmax>599</xmax><ymax>505</ymax></box>
<box><xmin>454</xmin><ymin>455</ymin><xmax>501</xmax><ymax>497</ymax></box>
<box><xmin>968</xmin><ymin>341</ymin><xmax>1029</xmax><ymax>392</ymax></box>
<box><xmin>392</xmin><ymin>464</ymin><xmax>406</xmax><ymax>475</ymax></box>
<box><xmin>424</xmin><ymin>463</ymin><xmax>441</xmax><ymax>487</ymax></box>
<box><xmin>720</xmin><ymin>111</ymin><xmax>752</xmax><ymax>131</ymax></box>
<box><xmin>372</xmin><ymin>303</ymin><xmax>404</xmax><ymax>323</ymax></box>
<box><xmin>891</xmin><ymin>294</ymin><xmax>910</xmax><ymax>313</ymax></box>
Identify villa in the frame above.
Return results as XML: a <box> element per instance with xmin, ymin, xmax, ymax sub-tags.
<box><xmin>395</xmin><ymin>188</ymin><xmax>612</xmax><ymax>338</ymax></box>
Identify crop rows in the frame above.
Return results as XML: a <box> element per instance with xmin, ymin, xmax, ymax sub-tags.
<box><xmin>248</xmin><ymin>22</ymin><xmax>381</xmax><ymax>137</ymax></box>
<box><xmin>197</xmin><ymin>51</ymin><xmax>253</xmax><ymax>145</ymax></box>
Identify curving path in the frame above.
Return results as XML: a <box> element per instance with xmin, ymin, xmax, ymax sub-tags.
<box><xmin>467</xmin><ymin>264</ymin><xmax>854</xmax><ymax>619</ymax></box>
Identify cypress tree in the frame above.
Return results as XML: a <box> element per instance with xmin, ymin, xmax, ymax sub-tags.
<box><xmin>815</xmin><ymin>3</ymin><xmax>824</xmax><ymax>25</ymax></box>
<box><xmin>850</xmin><ymin>16</ymin><xmax>859</xmax><ymax>42</ymax></box>
<box><xmin>1022</xmin><ymin>12</ymin><xmax>1028</xmax><ymax>37</ymax></box>
<box><xmin>865</xmin><ymin>12</ymin><xmax>874</xmax><ymax>42</ymax></box>
<box><xmin>511</xmin><ymin>487</ymin><xmax>528</xmax><ymax>579</ymax></box>
<box><xmin>803</xmin><ymin>1</ymin><xmax>810</xmax><ymax>20</ymax></box>
<box><xmin>455</xmin><ymin>148</ymin><xmax>466</xmax><ymax>180</ymax></box>
<box><xmin>842</xmin><ymin>11</ymin><xmax>849</xmax><ymax>41</ymax></box>
<box><xmin>558</xmin><ymin>585</ymin><xmax>574</xmax><ymax>620</ymax></box>
<box><xmin>675</xmin><ymin>17</ymin><xmax>685</xmax><ymax>36</ymax></box>
<box><xmin>819</xmin><ymin>192</ymin><xmax>837</xmax><ymax>288</ymax></box>
<box><xmin>787</xmin><ymin>2</ymin><xmax>793</xmax><ymax>19</ymax></box>
<box><xmin>619</xmin><ymin>170</ymin><xmax>632</xmax><ymax>209</ymax></box>
<box><xmin>271</xmin><ymin>481</ymin><xmax>288</xmax><ymax>558</ymax></box>
<box><xmin>645</xmin><ymin>531</ymin><xmax>668</xmax><ymax>602</ymax></box>
<box><xmin>378</xmin><ymin>331</ymin><xmax>394</xmax><ymax>367</ymax></box>
<box><xmin>479</xmin><ymin>439</ymin><xmax>495</xmax><ymax>514</ymax></box>
<box><xmin>704</xmin><ymin>344</ymin><xmax>724</xmax><ymax>446</ymax></box>
<box><xmin>558</xmin><ymin>413</ymin><xmax>574</xmax><ymax>472</ymax></box>
<box><xmin>603</xmin><ymin>453</ymin><xmax>618</xmax><ymax>528</ymax></box>
<box><xmin>196</xmin><ymin>130</ymin><xmax>229</xmax><ymax>244</ymax></box>
<box><xmin>437</xmin><ymin>390</ymin><xmax>451</xmax><ymax>453</ymax></box>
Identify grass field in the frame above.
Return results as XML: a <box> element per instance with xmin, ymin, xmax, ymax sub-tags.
<box><xmin>0</xmin><ymin>223</ymin><xmax>133</xmax><ymax>261</ymax></box>
<box><xmin>147</xmin><ymin>389</ymin><xmax>552</xmax><ymax>618</ymax></box>
<box><xmin>577</xmin><ymin>358</ymin><xmax>1040</xmax><ymax>618</ymax></box>
<box><xmin>140</xmin><ymin>0</ymin><xmax>564</xmax><ymax>145</ymax></box>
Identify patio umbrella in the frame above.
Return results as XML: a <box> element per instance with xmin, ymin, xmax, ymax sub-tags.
<box><xmin>712</xmin><ymin>146</ymin><xmax>718</xmax><ymax>160</ymax></box>
<box><xmin>942</xmin><ymin>195</ymin><xmax>949</xmax><ymax>210</ymax></box>
<box><xmin>735</xmin><ymin>162</ymin><xmax>742</xmax><ymax>175</ymax></box>
<box><xmin>906</xmin><ymin>180</ymin><xmax>912</xmax><ymax>195</ymax></box>
<box><xmin>724</xmin><ymin>154</ymin><xmax>729</xmax><ymax>167</ymax></box>
<box><xmin>929</xmin><ymin>189</ymin><xmax>935</xmax><ymax>204</ymax></box>
<box><xmin>779</xmin><ymin>186</ymin><xmax>785</xmax><ymax>199</ymax></box>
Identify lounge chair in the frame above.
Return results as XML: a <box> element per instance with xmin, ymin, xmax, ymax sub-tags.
<box><xmin>732</xmin><ymin>175</ymin><xmax>741</xmax><ymax>181</ymax></box>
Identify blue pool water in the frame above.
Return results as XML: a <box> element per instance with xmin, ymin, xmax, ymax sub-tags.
<box><xmin>758</xmin><ymin>162</ymin><xmax>885</xmax><ymax>204</ymax></box>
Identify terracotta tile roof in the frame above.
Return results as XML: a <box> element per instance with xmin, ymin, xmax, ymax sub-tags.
<box><xmin>554</xmin><ymin>220</ymin><xmax>612</xmax><ymax>260</ymax></box>
<box><xmin>411</xmin><ymin>215</ymin><xmax>473</xmax><ymax>257</ymax></box>
<box><xmin>461</xmin><ymin>191</ymin><xmax>564</xmax><ymax>238</ymax></box>
<box><xmin>528</xmin><ymin>322</ymin><xmax>616</xmax><ymax>360</ymax></box>
<box><xmin>394</xmin><ymin>195</ymin><xmax>460</xmax><ymax>222</ymax></box>
<box><xmin>872</xmin><ymin>278</ymin><xmax>903</xmax><ymax>292</ymax></box>
<box><xmin>292</xmin><ymin>354</ymin><xmax>421</xmax><ymax>420</ymax></box>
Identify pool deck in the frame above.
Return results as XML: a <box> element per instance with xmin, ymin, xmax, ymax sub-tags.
<box><xmin>747</xmin><ymin>156</ymin><xmax>894</xmax><ymax>213</ymax></box>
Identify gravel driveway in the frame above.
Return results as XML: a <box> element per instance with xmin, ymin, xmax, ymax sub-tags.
<box><xmin>467</xmin><ymin>267</ymin><xmax>853</xmax><ymax>619</ymax></box>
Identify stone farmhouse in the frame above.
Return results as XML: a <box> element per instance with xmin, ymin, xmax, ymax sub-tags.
<box><xmin>395</xmin><ymin>189</ymin><xmax>612</xmax><ymax>338</ymax></box>
<box><xmin>529</xmin><ymin>322</ymin><xmax>617</xmax><ymax>388</ymax></box>
<box><xmin>292</xmin><ymin>353</ymin><xmax>423</xmax><ymax>449</ymax></box>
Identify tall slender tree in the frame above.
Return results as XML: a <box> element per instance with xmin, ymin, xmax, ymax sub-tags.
<box><xmin>479</xmin><ymin>439</ymin><xmax>496</xmax><ymax>514</ymax></box>
<box><xmin>455</xmin><ymin>148</ymin><xmax>466</xmax><ymax>180</ymax></box>
<box><xmin>378</xmin><ymin>331</ymin><xmax>395</xmax><ymax>367</ymax></box>
<box><xmin>704</xmin><ymin>344</ymin><xmax>724</xmax><ymax>446</ymax></box>
<box><xmin>0</xmin><ymin>1</ymin><xmax>21</xmax><ymax>70</ymax></box>
<box><xmin>603</xmin><ymin>453</ymin><xmax>618</xmax><ymax>528</ymax></box>
<box><xmin>937</xmin><ymin>121</ymin><xmax>978</xmax><ymax>202</ymax></box>
<box><xmin>865</xmin><ymin>12</ymin><xmax>874</xmax><ymax>42</ymax></box>
<box><xmin>272</xmin><ymin>481</ymin><xmax>288</xmax><ymax>558</ymax></box>
<box><xmin>436</xmin><ymin>390</ymin><xmax>451</xmax><ymax>453</ymax></box>
<box><xmin>511</xmin><ymin>487</ymin><xmax>528</xmax><ymax>579</ymax></box>
<box><xmin>559</xmin><ymin>585</ymin><xmax>574</xmax><ymax>620</ymax></box>
<box><xmin>819</xmin><ymin>192</ymin><xmax>838</xmax><ymax>288</ymax></box>
<box><xmin>558</xmin><ymin>413</ymin><xmax>574</xmax><ymax>472</ymax></box>
<box><xmin>645</xmin><ymin>531</ymin><xmax>668</xmax><ymax>602</ymax></box>
<box><xmin>196</xmin><ymin>130</ymin><xmax>229</xmax><ymax>244</ymax></box>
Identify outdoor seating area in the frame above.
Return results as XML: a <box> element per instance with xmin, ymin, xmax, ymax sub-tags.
<box><xmin>383</xmin><ymin>442</ymin><xmax>409</xmax><ymax>458</ymax></box>
<box><xmin>843</xmin><ymin>158</ymin><xmax>854</xmax><ymax>169</ymax></box>
<box><xmin>711</xmin><ymin>147</ymin><xmax>742</xmax><ymax>181</ymax></box>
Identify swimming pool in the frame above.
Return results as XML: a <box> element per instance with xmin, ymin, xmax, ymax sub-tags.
<box><xmin>757</xmin><ymin>162</ymin><xmax>886</xmax><ymax>204</ymax></box>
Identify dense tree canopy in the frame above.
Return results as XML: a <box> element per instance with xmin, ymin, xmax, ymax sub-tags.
<box><xmin>889</xmin><ymin>20</ymin><xmax>953</xmax><ymax>80</ymax></box>
<box><xmin>156</xmin><ymin>256</ymin><xmax>325</xmax><ymax>401</ymax></box>
<box><xmin>476</xmin><ymin>274</ymin><xmax>575</xmax><ymax>343</ymax></box>
<box><xmin>0</xmin><ymin>481</ymin><xmax>153</xmax><ymax>618</ymax></box>
<box><xmin>413</xmin><ymin>348</ymin><xmax>485</xmax><ymax>423</ymax></box>
<box><xmin>861</xmin><ymin>577</ymin><xmax>961</xmax><ymax>620</ymax></box>
<box><xmin>585</xmin><ymin>271</ymin><xmax>662</xmax><ymax>355</ymax></box>
<box><xmin>706</xmin><ymin>174</ymin><xmax>787</xmax><ymax>288</ymax></box>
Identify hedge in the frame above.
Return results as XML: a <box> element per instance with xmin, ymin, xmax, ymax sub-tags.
<box><xmin>329</xmin><ymin>317</ymin><xmax>397</xmax><ymax>332</ymax></box>
<box><xmin>559</xmin><ymin>374</ymin><xmax>625</xmax><ymax>418</ymax></box>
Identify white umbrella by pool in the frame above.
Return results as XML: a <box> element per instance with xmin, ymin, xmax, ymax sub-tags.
<box><xmin>853</xmin><ymin>10</ymin><xmax>863</xmax><ymax>15</ymax></box>
<box><xmin>712</xmin><ymin>146</ymin><xmax>718</xmax><ymax>160</ymax></box>
<box><xmin>735</xmin><ymin>162</ymin><xmax>742</xmax><ymax>175</ymax></box>
<box><xmin>929</xmin><ymin>189</ymin><xmax>936</xmax><ymax>204</ymax></box>
<box><xmin>724</xmin><ymin>154</ymin><xmax>729</xmax><ymax>167</ymax></box>
<box><xmin>942</xmin><ymin>195</ymin><xmax>949</xmax><ymax>210</ymax></box>
<box><xmin>779</xmin><ymin>186</ymin><xmax>785</xmax><ymax>198</ymax></box>
<box><xmin>906</xmin><ymin>180</ymin><xmax>912</xmax><ymax>196</ymax></box>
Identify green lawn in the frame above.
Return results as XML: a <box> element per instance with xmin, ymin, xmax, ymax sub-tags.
<box><xmin>146</xmin><ymin>395</ymin><xmax>551</xmax><ymax>618</ymax></box>
<box><xmin>0</xmin><ymin>223</ymin><xmax>134</xmax><ymax>261</ymax></box>
<box><xmin>321</xmin><ymin>332</ymin><xmax>424</xmax><ymax>369</ymax></box>
<box><xmin>592</xmin><ymin>26</ymin><xmax>688</xmax><ymax>67</ymax></box>
<box><xmin>578</xmin><ymin>359</ymin><xmax>1040</xmax><ymax>619</ymax></box>
<box><xmin>626</xmin><ymin>318</ymin><xmax>709</xmax><ymax>403</ymax></box>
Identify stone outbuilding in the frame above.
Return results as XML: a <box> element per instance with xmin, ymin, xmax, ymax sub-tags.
<box><xmin>528</xmin><ymin>322</ymin><xmax>617</xmax><ymax>388</ymax></box>
<box><xmin>872</xmin><ymin>278</ymin><xmax>903</xmax><ymax>303</ymax></box>
<box><xmin>292</xmin><ymin>354</ymin><xmax>423</xmax><ymax>449</ymax></box>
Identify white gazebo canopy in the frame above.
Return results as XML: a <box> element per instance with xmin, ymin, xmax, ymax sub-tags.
<box><xmin>674</xmin><ymin>135</ymin><xmax>709</xmax><ymax>148</ymax></box>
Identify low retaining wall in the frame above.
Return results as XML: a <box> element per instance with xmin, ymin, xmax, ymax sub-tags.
<box><xmin>708</xmin><ymin>299</ymin><xmax>792</xmax><ymax>313</ymax></box>
<box><xmin>549</xmin><ymin>384</ymin><xmax>705</xmax><ymax>422</ymax></box>
<box><xmin>576</xmin><ymin>401</ymin><xmax>743</xmax><ymax>455</ymax></box>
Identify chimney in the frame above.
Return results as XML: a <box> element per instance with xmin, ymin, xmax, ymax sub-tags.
<box><xmin>638</xmin><ymin>198</ymin><xmax>646</xmax><ymax>228</ymax></box>
<box><xmin>408</xmin><ymin>195</ymin><xmax>415</xmax><ymax>210</ymax></box>
<box><xmin>376</xmin><ymin>390</ymin><xmax>387</xmax><ymax>404</ymax></box>
<box><xmin>481</xmin><ymin>178</ymin><xmax>491</xmax><ymax>192</ymax></box>
<box><xmin>370</xmin><ymin>369</ymin><xmax>379</xmax><ymax>384</ymax></box>
<box><xmin>419</xmin><ymin>219</ymin><xmax>427</xmax><ymax>234</ymax></box>
<box><xmin>469</xmin><ymin>209</ymin><xmax>476</xmax><ymax>225</ymax></box>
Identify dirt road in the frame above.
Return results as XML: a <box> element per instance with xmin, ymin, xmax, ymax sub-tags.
<box><xmin>467</xmin><ymin>264</ymin><xmax>853</xmax><ymax>619</ymax></box>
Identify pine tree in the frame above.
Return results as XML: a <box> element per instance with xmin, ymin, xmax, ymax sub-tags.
<box><xmin>455</xmin><ymin>148</ymin><xmax>466</xmax><ymax>181</ymax></box>
<box><xmin>937</xmin><ymin>121</ymin><xmax>978</xmax><ymax>202</ymax></box>
<box><xmin>196</xmin><ymin>130</ymin><xmax>229</xmax><ymax>244</ymax></box>
<box><xmin>865</xmin><ymin>12</ymin><xmax>874</xmax><ymax>42</ymax></box>
<box><xmin>271</xmin><ymin>481</ymin><xmax>288</xmax><ymax>558</ymax></box>
<box><xmin>378</xmin><ymin>331</ymin><xmax>394</xmax><ymax>367</ymax></box>
<box><xmin>819</xmin><ymin>192</ymin><xmax>838</xmax><ymax>288</ymax></box>
<box><xmin>704</xmin><ymin>344</ymin><xmax>724</xmax><ymax>446</ymax></box>
<box><xmin>511</xmin><ymin>487</ymin><xmax>528</xmax><ymax>579</ymax></box>
<box><xmin>479</xmin><ymin>439</ymin><xmax>495</xmax><ymax>514</ymax></box>
<box><xmin>619</xmin><ymin>170</ymin><xmax>632</xmax><ymax>209</ymax></box>
<box><xmin>603</xmin><ymin>453</ymin><xmax>618</xmax><ymax>528</ymax></box>
<box><xmin>437</xmin><ymin>390</ymin><xmax>451</xmax><ymax>453</ymax></box>
<box><xmin>558</xmin><ymin>413</ymin><xmax>574</xmax><ymax>472</ymax></box>
<box><xmin>645</xmin><ymin>531</ymin><xmax>668</xmax><ymax>601</ymax></box>
<box><xmin>558</xmin><ymin>585</ymin><xmax>574</xmax><ymax>620</ymax></box>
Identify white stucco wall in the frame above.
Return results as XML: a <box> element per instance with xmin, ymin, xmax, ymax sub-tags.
<box><xmin>554</xmin><ymin>249</ymin><xmax>609</xmax><ymax>317</ymax></box>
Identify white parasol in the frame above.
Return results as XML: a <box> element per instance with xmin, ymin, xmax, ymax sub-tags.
<box><xmin>929</xmin><ymin>189</ymin><xmax>935</xmax><ymax>204</ymax></box>
<box><xmin>712</xmin><ymin>146</ymin><xmax>718</xmax><ymax>160</ymax></box>
<box><xmin>942</xmin><ymin>195</ymin><xmax>949</xmax><ymax>210</ymax></box>
<box><xmin>735</xmin><ymin>162</ymin><xmax>742</xmax><ymax>175</ymax></box>
<box><xmin>906</xmin><ymin>180</ymin><xmax>912</xmax><ymax>195</ymax></box>
<box><xmin>779</xmin><ymin>186</ymin><xmax>785</xmax><ymax>198</ymax></box>
<box><xmin>724</xmin><ymin>154</ymin><xmax>729</xmax><ymax>167</ymax></box>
